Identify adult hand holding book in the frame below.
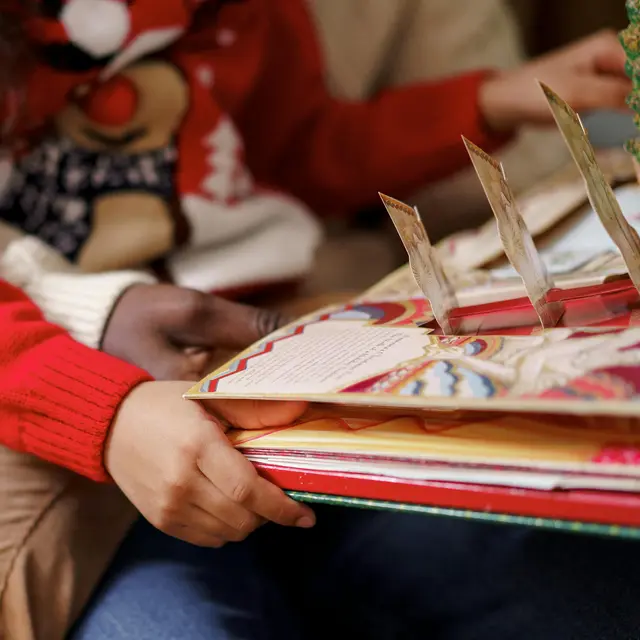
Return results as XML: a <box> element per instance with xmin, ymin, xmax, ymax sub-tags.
<box><xmin>104</xmin><ymin>382</ymin><xmax>314</xmax><ymax>548</ymax></box>
<box><xmin>182</xmin><ymin>80</ymin><xmax>640</xmax><ymax>533</ymax></box>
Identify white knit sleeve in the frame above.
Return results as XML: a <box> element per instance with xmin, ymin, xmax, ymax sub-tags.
<box><xmin>0</xmin><ymin>235</ymin><xmax>157</xmax><ymax>349</ymax></box>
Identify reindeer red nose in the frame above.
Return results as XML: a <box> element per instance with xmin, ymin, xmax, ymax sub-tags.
<box><xmin>76</xmin><ymin>75</ymin><xmax>139</xmax><ymax>127</ymax></box>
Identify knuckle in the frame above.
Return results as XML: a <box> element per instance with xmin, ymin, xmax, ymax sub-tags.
<box><xmin>272</xmin><ymin>496</ymin><xmax>303</xmax><ymax>526</ymax></box>
<box><xmin>153</xmin><ymin>504</ymin><xmax>180</xmax><ymax>531</ymax></box>
<box><xmin>164</xmin><ymin>476</ymin><xmax>189</xmax><ymax>503</ymax></box>
<box><xmin>271</xmin><ymin>502</ymin><xmax>292</xmax><ymax>525</ymax></box>
<box><xmin>233</xmin><ymin>515</ymin><xmax>260</xmax><ymax>539</ymax></box>
<box><xmin>175</xmin><ymin>436</ymin><xmax>201</xmax><ymax>463</ymax></box>
<box><xmin>164</xmin><ymin>439</ymin><xmax>200</xmax><ymax>489</ymax></box>
<box><xmin>255</xmin><ymin>308</ymin><xmax>286</xmax><ymax>338</ymax></box>
<box><xmin>181</xmin><ymin>289</ymin><xmax>209</xmax><ymax>325</ymax></box>
<box><xmin>226</xmin><ymin>529</ymin><xmax>246</xmax><ymax>543</ymax></box>
<box><xmin>230</xmin><ymin>477</ymin><xmax>254</xmax><ymax>504</ymax></box>
<box><xmin>160</xmin><ymin>469</ymin><xmax>191</xmax><ymax>508</ymax></box>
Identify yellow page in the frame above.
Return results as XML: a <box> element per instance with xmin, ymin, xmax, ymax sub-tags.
<box><xmin>229</xmin><ymin>411</ymin><xmax>640</xmax><ymax>478</ymax></box>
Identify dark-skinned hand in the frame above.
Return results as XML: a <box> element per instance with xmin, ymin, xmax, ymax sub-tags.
<box><xmin>102</xmin><ymin>284</ymin><xmax>287</xmax><ymax>380</ymax></box>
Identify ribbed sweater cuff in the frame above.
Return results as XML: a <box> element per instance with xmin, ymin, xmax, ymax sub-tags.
<box><xmin>0</xmin><ymin>236</ymin><xmax>157</xmax><ymax>348</ymax></box>
<box><xmin>17</xmin><ymin>335</ymin><xmax>151</xmax><ymax>482</ymax></box>
<box><xmin>29</xmin><ymin>270</ymin><xmax>157</xmax><ymax>349</ymax></box>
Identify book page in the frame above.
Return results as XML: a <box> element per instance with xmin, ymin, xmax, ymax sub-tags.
<box><xmin>435</xmin><ymin>147</ymin><xmax>634</xmax><ymax>274</ymax></box>
<box><xmin>379</xmin><ymin>194</ymin><xmax>457</xmax><ymax>333</ymax></box>
<box><xmin>540</xmin><ymin>82</ymin><xmax>640</xmax><ymax>292</ymax></box>
<box><xmin>364</xmin><ymin>184</ymin><xmax>640</xmax><ymax>307</ymax></box>
<box><xmin>488</xmin><ymin>183</ymin><xmax>640</xmax><ymax>280</ymax></box>
<box><xmin>437</xmin><ymin>180</ymin><xmax>588</xmax><ymax>273</ymax></box>
<box><xmin>188</xmin><ymin>301</ymin><xmax>640</xmax><ymax>417</ymax></box>
<box><xmin>197</xmin><ymin>320</ymin><xmax>434</xmax><ymax>396</ymax></box>
<box><xmin>463</xmin><ymin>138</ymin><xmax>563</xmax><ymax>327</ymax></box>
<box><xmin>230</xmin><ymin>411</ymin><xmax>640</xmax><ymax>491</ymax></box>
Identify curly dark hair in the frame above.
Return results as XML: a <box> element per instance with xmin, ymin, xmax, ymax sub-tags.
<box><xmin>0</xmin><ymin>2</ymin><xmax>33</xmax><ymax>132</ymax></box>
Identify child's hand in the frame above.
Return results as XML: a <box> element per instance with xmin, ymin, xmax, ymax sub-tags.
<box><xmin>102</xmin><ymin>284</ymin><xmax>287</xmax><ymax>380</ymax></box>
<box><xmin>479</xmin><ymin>30</ymin><xmax>630</xmax><ymax>132</ymax></box>
<box><xmin>105</xmin><ymin>381</ymin><xmax>315</xmax><ymax>547</ymax></box>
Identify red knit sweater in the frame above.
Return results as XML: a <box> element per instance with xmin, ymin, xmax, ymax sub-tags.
<box><xmin>0</xmin><ymin>0</ymin><xmax>508</xmax><ymax>480</ymax></box>
<box><xmin>0</xmin><ymin>281</ymin><xmax>150</xmax><ymax>481</ymax></box>
<box><xmin>13</xmin><ymin>0</ymin><xmax>508</xmax><ymax>216</ymax></box>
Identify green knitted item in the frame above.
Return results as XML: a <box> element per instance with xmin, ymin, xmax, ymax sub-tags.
<box><xmin>626</xmin><ymin>0</ymin><xmax>640</xmax><ymax>26</ymax></box>
<box><xmin>626</xmin><ymin>137</ymin><xmax>640</xmax><ymax>157</ymax></box>
<box><xmin>621</xmin><ymin>1</ymin><xmax>640</xmax><ymax>164</ymax></box>
<box><xmin>621</xmin><ymin>26</ymin><xmax>640</xmax><ymax>61</ymax></box>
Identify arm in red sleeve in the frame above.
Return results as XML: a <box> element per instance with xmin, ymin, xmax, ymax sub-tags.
<box><xmin>0</xmin><ymin>280</ymin><xmax>151</xmax><ymax>482</ymax></box>
<box><xmin>241</xmin><ymin>0</ymin><xmax>512</xmax><ymax>216</ymax></box>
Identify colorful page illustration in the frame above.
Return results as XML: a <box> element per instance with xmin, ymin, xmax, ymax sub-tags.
<box><xmin>541</xmin><ymin>81</ymin><xmax>640</xmax><ymax>292</ymax></box>
<box><xmin>379</xmin><ymin>193</ymin><xmax>457</xmax><ymax>334</ymax></box>
<box><xmin>188</xmin><ymin>303</ymin><xmax>640</xmax><ymax>417</ymax></box>
<box><xmin>463</xmin><ymin>138</ymin><xmax>564</xmax><ymax>328</ymax></box>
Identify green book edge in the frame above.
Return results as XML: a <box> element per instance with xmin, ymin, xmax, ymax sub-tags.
<box><xmin>287</xmin><ymin>491</ymin><xmax>640</xmax><ymax>540</ymax></box>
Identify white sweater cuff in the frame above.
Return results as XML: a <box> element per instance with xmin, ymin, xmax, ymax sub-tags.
<box><xmin>1</xmin><ymin>236</ymin><xmax>157</xmax><ymax>348</ymax></box>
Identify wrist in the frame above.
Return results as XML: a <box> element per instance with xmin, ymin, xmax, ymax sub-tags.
<box><xmin>101</xmin><ymin>282</ymin><xmax>163</xmax><ymax>363</ymax></box>
<box><xmin>478</xmin><ymin>71</ymin><xmax>519</xmax><ymax>134</ymax></box>
<box><xmin>103</xmin><ymin>381</ymin><xmax>194</xmax><ymax>481</ymax></box>
<box><xmin>100</xmin><ymin>282</ymin><xmax>149</xmax><ymax>351</ymax></box>
<box><xmin>103</xmin><ymin>380</ymin><xmax>152</xmax><ymax>478</ymax></box>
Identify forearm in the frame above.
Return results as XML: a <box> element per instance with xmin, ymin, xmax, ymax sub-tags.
<box><xmin>242</xmin><ymin>0</ymin><xmax>512</xmax><ymax>216</ymax></box>
<box><xmin>0</xmin><ymin>281</ymin><xmax>150</xmax><ymax>481</ymax></box>
<box><xmin>272</xmin><ymin>71</ymin><xmax>512</xmax><ymax>215</ymax></box>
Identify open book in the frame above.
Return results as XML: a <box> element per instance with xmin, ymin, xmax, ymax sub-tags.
<box><xmin>187</xmin><ymin>83</ymin><xmax>640</xmax><ymax>537</ymax></box>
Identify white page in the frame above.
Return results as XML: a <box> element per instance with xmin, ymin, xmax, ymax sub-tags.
<box><xmin>490</xmin><ymin>183</ymin><xmax>640</xmax><ymax>278</ymax></box>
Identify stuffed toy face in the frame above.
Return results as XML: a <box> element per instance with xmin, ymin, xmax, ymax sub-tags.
<box><xmin>0</xmin><ymin>59</ymin><xmax>191</xmax><ymax>273</ymax></box>
<box><xmin>56</xmin><ymin>60</ymin><xmax>189</xmax><ymax>154</ymax></box>
<box><xmin>53</xmin><ymin>60</ymin><xmax>190</xmax><ymax>272</ymax></box>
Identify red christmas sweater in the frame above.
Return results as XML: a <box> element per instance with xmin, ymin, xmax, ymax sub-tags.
<box><xmin>0</xmin><ymin>280</ymin><xmax>150</xmax><ymax>481</ymax></box>
<box><xmin>14</xmin><ymin>0</ymin><xmax>508</xmax><ymax>216</ymax></box>
<box><xmin>0</xmin><ymin>0</ymin><xmax>509</xmax><ymax>478</ymax></box>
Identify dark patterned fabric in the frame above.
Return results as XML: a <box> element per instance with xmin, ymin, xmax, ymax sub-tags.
<box><xmin>0</xmin><ymin>137</ymin><xmax>176</xmax><ymax>261</ymax></box>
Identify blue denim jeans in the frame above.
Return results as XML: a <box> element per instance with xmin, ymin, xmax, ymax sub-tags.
<box><xmin>70</xmin><ymin>505</ymin><xmax>640</xmax><ymax>639</ymax></box>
